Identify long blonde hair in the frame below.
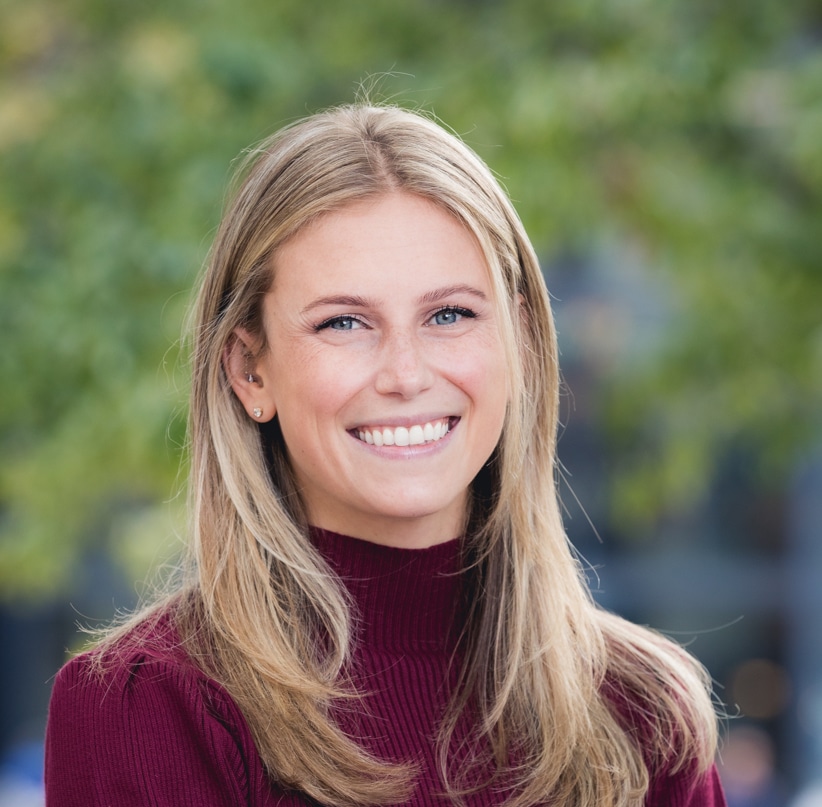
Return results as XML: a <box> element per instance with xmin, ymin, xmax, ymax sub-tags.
<box><xmin>156</xmin><ymin>104</ymin><xmax>715</xmax><ymax>805</ymax></box>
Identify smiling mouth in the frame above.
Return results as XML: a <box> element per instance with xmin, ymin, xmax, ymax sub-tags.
<box><xmin>353</xmin><ymin>417</ymin><xmax>457</xmax><ymax>447</ymax></box>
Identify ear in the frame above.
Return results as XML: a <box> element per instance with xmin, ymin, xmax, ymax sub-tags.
<box><xmin>223</xmin><ymin>327</ymin><xmax>276</xmax><ymax>422</ymax></box>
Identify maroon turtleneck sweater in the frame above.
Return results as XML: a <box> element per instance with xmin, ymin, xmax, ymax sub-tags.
<box><xmin>45</xmin><ymin>530</ymin><xmax>726</xmax><ymax>806</ymax></box>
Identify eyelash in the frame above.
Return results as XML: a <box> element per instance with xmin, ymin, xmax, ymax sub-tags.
<box><xmin>314</xmin><ymin>305</ymin><xmax>477</xmax><ymax>332</ymax></box>
<box><xmin>314</xmin><ymin>315</ymin><xmax>364</xmax><ymax>332</ymax></box>
<box><xmin>429</xmin><ymin>305</ymin><xmax>476</xmax><ymax>326</ymax></box>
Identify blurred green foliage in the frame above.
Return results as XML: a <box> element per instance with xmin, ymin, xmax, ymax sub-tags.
<box><xmin>1</xmin><ymin>0</ymin><xmax>820</xmax><ymax>599</ymax></box>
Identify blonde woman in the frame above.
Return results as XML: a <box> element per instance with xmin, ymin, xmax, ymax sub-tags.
<box><xmin>45</xmin><ymin>104</ymin><xmax>727</xmax><ymax>806</ymax></box>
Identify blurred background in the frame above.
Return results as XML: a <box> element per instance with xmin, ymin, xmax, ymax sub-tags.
<box><xmin>1</xmin><ymin>0</ymin><xmax>821</xmax><ymax>804</ymax></box>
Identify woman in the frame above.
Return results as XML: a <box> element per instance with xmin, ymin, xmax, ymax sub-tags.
<box><xmin>45</xmin><ymin>104</ymin><xmax>726</xmax><ymax>806</ymax></box>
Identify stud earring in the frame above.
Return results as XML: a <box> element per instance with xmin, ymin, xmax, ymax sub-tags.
<box><xmin>247</xmin><ymin>373</ymin><xmax>255</xmax><ymax>383</ymax></box>
<box><xmin>252</xmin><ymin>407</ymin><xmax>263</xmax><ymax>419</ymax></box>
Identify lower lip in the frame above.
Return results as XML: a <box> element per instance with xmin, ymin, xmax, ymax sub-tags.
<box><xmin>349</xmin><ymin>419</ymin><xmax>458</xmax><ymax>457</ymax></box>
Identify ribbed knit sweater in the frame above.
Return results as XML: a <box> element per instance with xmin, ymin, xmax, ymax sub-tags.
<box><xmin>45</xmin><ymin>530</ymin><xmax>726</xmax><ymax>806</ymax></box>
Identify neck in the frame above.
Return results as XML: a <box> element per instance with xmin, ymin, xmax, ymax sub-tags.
<box><xmin>311</xmin><ymin>527</ymin><xmax>465</xmax><ymax>648</ymax></box>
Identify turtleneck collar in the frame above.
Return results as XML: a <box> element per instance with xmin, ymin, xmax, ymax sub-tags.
<box><xmin>310</xmin><ymin>528</ymin><xmax>465</xmax><ymax>650</ymax></box>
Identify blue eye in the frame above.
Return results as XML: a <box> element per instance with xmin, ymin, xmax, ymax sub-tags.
<box><xmin>430</xmin><ymin>306</ymin><xmax>475</xmax><ymax>326</ymax></box>
<box><xmin>316</xmin><ymin>315</ymin><xmax>362</xmax><ymax>331</ymax></box>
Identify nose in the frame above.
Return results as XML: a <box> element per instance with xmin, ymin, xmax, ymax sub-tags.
<box><xmin>374</xmin><ymin>330</ymin><xmax>435</xmax><ymax>399</ymax></box>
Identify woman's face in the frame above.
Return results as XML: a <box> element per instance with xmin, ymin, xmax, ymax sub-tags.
<box><xmin>243</xmin><ymin>192</ymin><xmax>509</xmax><ymax>548</ymax></box>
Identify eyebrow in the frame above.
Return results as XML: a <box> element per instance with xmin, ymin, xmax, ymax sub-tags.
<box><xmin>301</xmin><ymin>295</ymin><xmax>370</xmax><ymax>313</ymax></box>
<box><xmin>301</xmin><ymin>285</ymin><xmax>488</xmax><ymax>315</ymax></box>
<box><xmin>418</xmin><ymin>284</ymin><xmax>489</xmax><ymax>305</ymax></box>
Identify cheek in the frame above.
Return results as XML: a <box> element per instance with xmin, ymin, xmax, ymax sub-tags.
<box><xmin>450</xmin><ymin>345</ymin><xmax>510</xmax><ymax>417</ymax></box>
<box><xmin>272</xmin><ymin>347</ymin><xmax>364</xmax><ymax>424</ymax></box>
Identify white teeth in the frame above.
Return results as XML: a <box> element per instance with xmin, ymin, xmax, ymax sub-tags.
<box><xmin>356</xmin><ymin>419</ymin><xmax>452</xmax><ymax>447</ymax></box>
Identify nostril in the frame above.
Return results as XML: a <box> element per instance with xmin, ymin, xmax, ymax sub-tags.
<box><xmin>374</xmin><ymin>337</ymin><xmax>435</xmax><ymax>398</ymax></box>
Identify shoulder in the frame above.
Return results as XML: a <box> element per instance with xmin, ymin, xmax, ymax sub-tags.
<box><xmin>46</xmin><ymin>608</ymin><xmax>272</xmax><ymax>806</ymax></box>
<box><xmin>55</xmin><ymin>608</ymin><xmax>195</xmax><ymax>683</ymax></box>
<box><xmin>598</xmin><ymin>611</ymin><xmax>719</xmax><ymax>757</ymax></box>
<box><xmin>646</xmin><ymin>762</ymin><xmax>727</xmax><ymax>807</ymax></box>
<box><xmin>49</xmin><ymin>606</ymin><xmax>250</xmax><ymax>743</ymax></box>
<box><xmin>602</xmin><ymin>676</ymin><xmax>727</xmax><ymax>806</ymax></box>
<box><xmin>51</xmin><ymin>609</ymin><xmax>218</xmax><ymax>722</ymax></box>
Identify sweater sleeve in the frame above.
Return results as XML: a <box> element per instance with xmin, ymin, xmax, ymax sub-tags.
<box><xmin>45</xmin><ymin>651</ymin><xmax>263</xmax><ymax>807</ymax></box>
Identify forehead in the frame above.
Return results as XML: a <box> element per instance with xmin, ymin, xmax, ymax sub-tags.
<box><xmin>269</xmin><ymin>192</ymin><xmax>496</xmax><ymax>301</ymax></box>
